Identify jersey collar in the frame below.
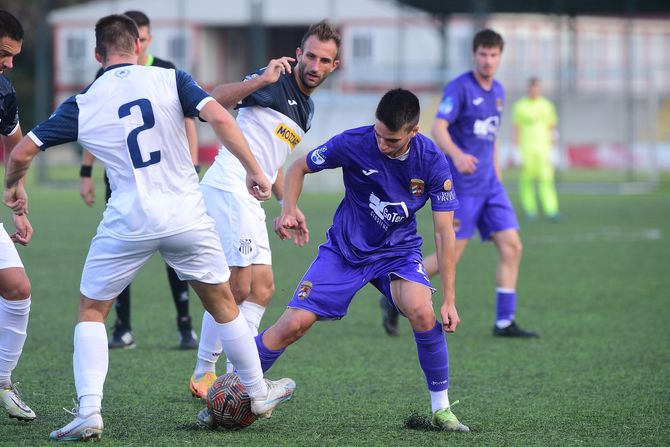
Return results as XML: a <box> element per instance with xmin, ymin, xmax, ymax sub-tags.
<box><xmin>103</xmin><ymin>63</ymin><xmax>134</xmax><ymax>72</ymax></box>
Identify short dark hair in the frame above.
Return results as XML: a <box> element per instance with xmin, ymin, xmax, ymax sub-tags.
<box><xmin>375</xmin><ymin>88</ymin><xmax>420</xmax><ymax>132</ymax></box>
<box><xmin>0</xmin><ymin>10</ymin><xmax>24</xmax><ymax>42</ymax></box>
<box><xmin>95</xmin><ymin>14</ymin><xmax>139</xmax><ymax>61</ymax></box>
<box><xmin>528</xmin><ymin>77</ymin><xmax>540</xmax><ymax>86</ymax></box>
<box><xmin>301</xmin><ymin>20</ymin><xmax>341</xmax><ymax>58</ymax></box>
<box><xmin>473</xmin><ymin>28</ymin><xmax>504</xmax><ymax>53</ymax></box>
<box><xmin>123</xmin><ymin>10</ymin><xmax>150</xmax><ymax>28</ymax></box>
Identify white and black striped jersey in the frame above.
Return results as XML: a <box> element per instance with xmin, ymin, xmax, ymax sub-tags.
<box><xmin>201</xmin><ymin>68</ymin><xmax>314</xmax><ymax>195</ymax></box>
<box><xmin>28</xmin><ymin>64</ymin><xmax>214</xmax><ymax>241</ymax></box>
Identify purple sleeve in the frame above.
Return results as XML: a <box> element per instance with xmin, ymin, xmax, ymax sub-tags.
<box><xmin>497</xmin><ymin>82</ymin><xmax>505</xmax><ymax>121</ymax></box>
<box><xmin>427</xmin><ymin>152</ymin><xmax>459</xmax><ymax>212</ymax></box>
<box><xmin>305</xmin><ymin>133</ymin><xmax>347</xmax><ymax>172</ymax></box>
<box><xmin>435</xmin><ymin>80</ymin><xmax>462</xmax><ymax>123</ymax></box>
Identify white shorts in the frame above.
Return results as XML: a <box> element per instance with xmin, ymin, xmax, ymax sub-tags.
<box><xmin>201</xmin><ymin>185</ymin><xmax>272</xmax><ymax>267</ymax></box>
<box><xmin>0</xmin><ymin>223</ymin><xmax>24</xmax><ymax>269</ymax></box>
<box><xmin>80</xmin><ymin>216</ymin><xmax>230</xmax><ymax>300</ymax></box>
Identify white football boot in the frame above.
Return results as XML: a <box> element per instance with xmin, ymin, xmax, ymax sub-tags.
<box><xmin>49</xmin><ymin>402</ymin><xmax>103</xmax><ymax>441</ymax></box>
<box><xmin>250</xmin><ymin>378</ymin><xmax>296</xmax><ymax>418</ymax></box>
<box><xmin>1</xmin><ymin>383</ymin><xmax>36</xmax><ymax>421</ymax></box>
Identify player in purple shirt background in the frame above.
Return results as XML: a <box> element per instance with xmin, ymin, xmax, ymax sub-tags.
<box><xmin>381</xmin><ymin>29</ymin><xmax>538</xmax><ymax>338</ymax></box>
<box><xmin>253</xmin><ymin>88</ymin><xmax>470</xmax><ymax>431</ymax></box>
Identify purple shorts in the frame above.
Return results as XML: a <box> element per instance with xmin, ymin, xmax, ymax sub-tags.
<box><xmin>454</xmin><ymin>182</ymin><xmax>519</xmax><ymax>241</ymax></box>
<box><xmin>287</xmin><ymin>244</ymin><xmax>434</xmax><ymax>320</ymax></box>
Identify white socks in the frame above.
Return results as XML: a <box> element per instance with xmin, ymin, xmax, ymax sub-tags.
<box><xmin>225</xmin><ymin>301</ymin><xmax>265</xmax><ymax>373</ymax></box>
<box><xmin>214</xmin><ymin>312</ymin><xmax>267</xmax><ymax>398</ymax></box>
<box><xmin>239</xmin><ymin>301</ymin><xmax>265</xmax><ymax>335</ymax></box>
<box><xmin>0</xmin><ymin>296</ymin><xmax>31</xmax><ymax>388</ymax></box>
<box><xmin>194</xmin><ymin>311</ymin><xmax>222</xmax><ymax>378</ymax></box>
<box><xmin>73</xmin><ymin>322</ymin><xmax>108</xmax><ymax>415</ymax></box>
<box><xmin>195</xmin><ymin>303</ymin><xmax>267</xmax><ymax>377</ymax></box>
<box><xmin>430</xmin><ymin>389</ymin><xmax>450</xmax><ymax>413</ymax></box>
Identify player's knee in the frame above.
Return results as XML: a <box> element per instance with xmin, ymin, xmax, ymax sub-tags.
<box><xmin>276</xmin><ymin>317</ymin><xmax>309</xmax><ymax>345</ymax></box>
<box><xmin>231</xmin><ymin>281</ymin><xmax>252</xmax><ymax>303</ymax></box>
<box><xmin>251</xmin><ymin>281</ymin><xmax>275</xmax><ymax>307</ymax></box>
<box><xmin>0</xmin><ymin>278</ymin><xmax>31</xmax><ymax>301</ymax></box>
<box><xmin>502</xmin><ymin>237</ymin><xmax>523</xmax><ymax>261</ymax></box>
<box><xmin>402</xmin><ymin>303</ymin><xmax>435</xmax><ymax>331</ymax></box>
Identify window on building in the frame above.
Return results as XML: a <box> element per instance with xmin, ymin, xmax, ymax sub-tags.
<box><xmin>352</xmin><ymin>33</ymin><xmax>373</xmax><ymax>61</ymax></box>
<box><xmin>168</xmin><ymin>34</ymin><xmax>186</xmax><ymax>66</ymax></box>
<box><xmin>66</xmin><ymin>36</ymin><xmax>85</xmax><ymax>61</ymax></box>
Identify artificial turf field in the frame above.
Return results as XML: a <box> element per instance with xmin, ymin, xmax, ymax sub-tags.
<box><xmin>1</xmin><ymin>169</ymin><xmax>668</xmax><ymax>446</ymax></box>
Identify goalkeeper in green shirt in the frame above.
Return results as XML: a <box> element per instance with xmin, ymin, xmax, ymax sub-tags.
<box><xmin>512</xmin><ymin>77</ymin><xmax>561</xmax><ymax>221</ymax></box>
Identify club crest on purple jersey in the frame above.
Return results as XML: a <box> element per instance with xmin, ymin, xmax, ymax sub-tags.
<box><xmin>410</xmin><ymin>178</ymin><xmax>425</xmax><ymax>196</ymax></box>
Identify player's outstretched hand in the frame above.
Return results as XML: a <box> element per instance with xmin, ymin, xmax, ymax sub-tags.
<box><xmin>292</xmin><ymin>207</ymin><xmax>309</xmax><ymax>246</ymax></box>
<box><xmin>454</xmin><ymin>152</ymin><xmax>479</xmax><ymax>174</ymax></box>
<box><xmin>246</xmin><ymin>172</ymin><xmax>272</xmax><ymax>201</ymax></box>
<box><xmin>80</xmin><ymin>177</ymin><xmax>96</xmax><ymax>206</ymax></box>
<box><xmin>276</xmin><ymin>207</ymin><xmax>309</xmax><ymax>246</ymax></box>
<box><xmin>273</xmin><ymin>215</ymin><xmax>290</xmax><ymax>240</ymax></box>
<box><xmin>261</xmin><ymin>57</ymin><xmax>296</xmax><ymax>84</ymax></box>
<box><xmin>440</xmin><ymin>303</ymin><xmax>460</xmax><ymax>333</ymax></box>
<box><xmin>10</xmin><ymin>213</ymin><xmax>33</xmax><ymax>246</ymax></box>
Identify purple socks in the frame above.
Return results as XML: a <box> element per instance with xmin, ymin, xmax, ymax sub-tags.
<box><xmin>496</xmin><ymin>288</ymin><xmax>516</xmax><ymax>326</ymax></box>
<box><xmin>413</xmin><ymin>321</ymin><xmax>449</xmax><ymax>391</ymax></box>
<box><xmin>254</xmin><ymin>329</ymin><xmax>285</xmax><ymax>373</ymax></box>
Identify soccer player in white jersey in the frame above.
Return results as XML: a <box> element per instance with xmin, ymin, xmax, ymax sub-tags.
<box><xmin>0</xmin><ymin>10</ymin><xmax>36</xmax><ymax>423</ymax></box>
<box><xmin>3</xmin><ymin>14</ymin><xmax>294</xmax><ymax>441</ymax></box>
<box><xmin>189</xmin><ymin>20</ymin><xmax>340</xmax><ymax>398</ymax></box>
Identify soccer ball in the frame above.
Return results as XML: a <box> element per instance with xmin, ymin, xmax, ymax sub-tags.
<box><xmin>206</xmin><ymin>373</ymin><xmax>257</xmax><ymax>429</ymax></box>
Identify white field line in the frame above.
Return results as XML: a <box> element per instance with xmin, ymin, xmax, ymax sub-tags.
<box><xmin>523</xmin><ymin>227</ymin><xmax>663</xmax><ymax>245</ymax></box>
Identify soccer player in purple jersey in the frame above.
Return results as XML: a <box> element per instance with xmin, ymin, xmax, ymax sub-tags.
<box><xmin>381</xmin><ymin>29</ymin><xmax>538</xmax><ymax>338</ymax></box>
<box><xmin>253</xmin><ymin>89</ymin><xmax>469</xmax><ymax>431</ymax></box>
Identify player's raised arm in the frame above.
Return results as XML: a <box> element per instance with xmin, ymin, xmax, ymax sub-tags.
<box><xmin>276</xmin><ymin>156</ymin><xmax>311</xmax><ymax>246</ymax></box>
<box><xmin>432</xmin><ymin>210</ymin><xmax>459</xmax><ymax>332</ymax></box>
<box><xmin>210</xmin><ymin>57</ymin><xmax>295</xmax><ymax>109</ymax></box>
<box><xmin>198</xmin><ymin>99</ymin><xmax>271</xmax><ymax>201</ymax></box>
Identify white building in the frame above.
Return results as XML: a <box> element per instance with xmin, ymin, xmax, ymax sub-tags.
<box><xmin>48</xmin><ymin>0</ymin><xmax>670</xmax><ymax>175</ymax></box>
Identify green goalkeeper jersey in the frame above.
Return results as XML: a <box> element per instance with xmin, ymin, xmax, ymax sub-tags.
<box><xmin>512</xmin><ymin>96</ymin><xmax>557</xmax><ymax>153</ymax></box>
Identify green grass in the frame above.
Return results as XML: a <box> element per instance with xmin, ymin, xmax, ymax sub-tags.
<box><xmin>1</xmin><ymin>170</ymin><xmax>669</xmax><ymax>446</ymax></box>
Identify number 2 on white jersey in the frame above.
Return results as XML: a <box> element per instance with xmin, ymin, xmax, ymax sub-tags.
<box><xmin>118</xmin><ymin>99</ymin><xmax>161</xmax><ymax>169</ymax></box>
